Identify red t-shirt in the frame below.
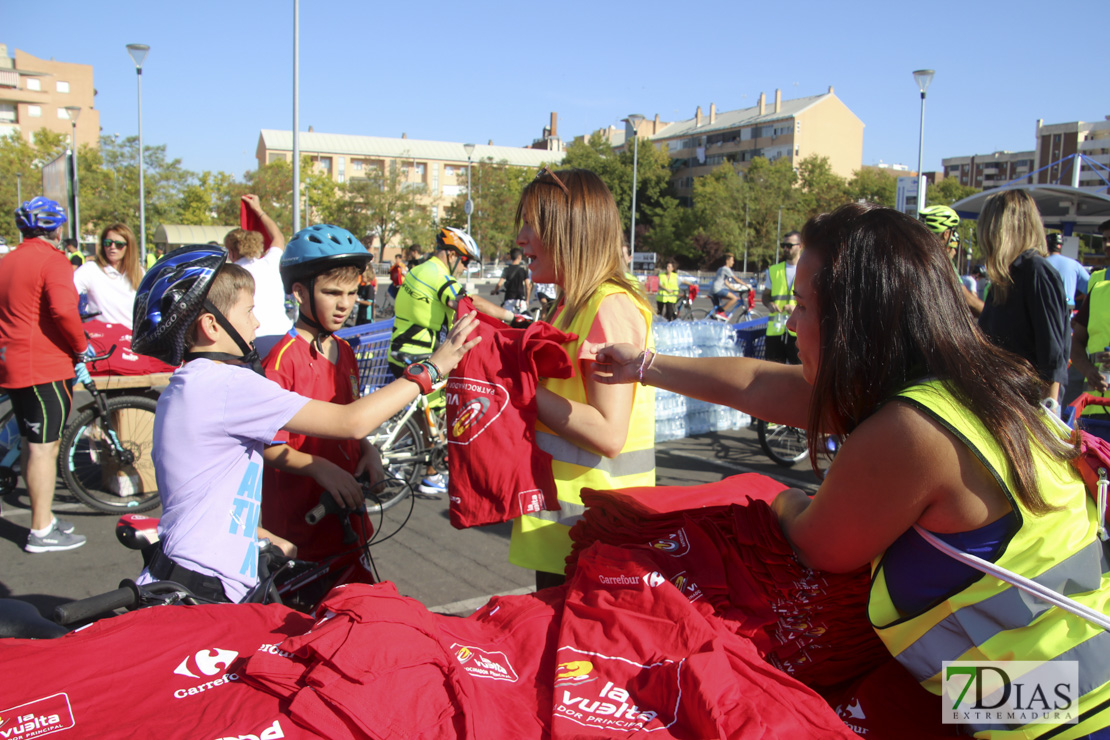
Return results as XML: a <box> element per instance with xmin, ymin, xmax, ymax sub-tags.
<box><xmin>0</xmin><ymin>237</ymin><xmax>86</xmax><ymax>388</ymax></box>
<box><xmin>389</xmin><ymin>263</ymin><xmax>406</xmax><ymax>287</ymax></box>
<box><xmin>261</xmin><ymin>331</ymin><xmax>371</xmax><ymax>564</ymax></box>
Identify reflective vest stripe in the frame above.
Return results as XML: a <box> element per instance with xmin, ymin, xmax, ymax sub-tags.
<box><xmin>894</xmin><ymin>537</ymin><xmax>1110</xmax><ymax>683</ymax></box>
<box><xmin>527</xmin><ymin>500</ymin><xmax>587</xmax><ymax>526</ymax></box>
<box><xmin>536</xmin><ymin>431</ymin><xmax>656</xmax><ymax>479</ymax></box>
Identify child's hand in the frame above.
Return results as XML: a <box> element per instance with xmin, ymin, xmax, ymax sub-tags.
<box><xmin>431</xmin><ymin>312</ymin><xmax>481</xmax><ymax>375</ymax></box>
<box><xmin>590</xmin><ymin>342</ymin><xmax>645</xmax><ymax>385</ymax></box>
<box><xmin>355</xmin><ymin>445</ymin><xmax>385</xmax><ymax>487</ymax></box>
<box><xmin>310</xmin><ymin>458</ymin><xmax>364</xmax><ymax>509</ymax></box>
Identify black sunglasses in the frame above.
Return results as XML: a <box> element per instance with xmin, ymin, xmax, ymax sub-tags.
<box><xmin>102</xmin><ymin>239</ymin><xmax>127</xmax><ymax>249</ymax></box>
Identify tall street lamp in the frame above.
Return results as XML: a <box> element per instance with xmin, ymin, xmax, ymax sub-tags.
<box><xmin>913</xmin><ymin>69</ymin><xmax>934</xmax><ymax>216</ymax></box>
<box><xmin>127</xmin><ymin>43</ymin><xmax>150</xmax><ymax>266</ymax></box>
<box><xmin>16</xmin><ymin>172</ymin><xmax>21</xmax><ymax>205</ymax></box>
<box><xmin>624</xmin><ymin>114</ymin><xmax>645</xmax><ymax>270</ymax></box>
<box><xmin>463</xmin><ymin>143</ymin><xmax>475</xmax><ymax>243</ymax></box>
<box><xmin>65</xmin><ymin>105</ymin><xmax>81</xmax><ymax>244</ymax></box>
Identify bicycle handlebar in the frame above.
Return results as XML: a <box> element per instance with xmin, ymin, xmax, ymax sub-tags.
<box><xmin>53</xmin><ymin>580</ymin><xmax>141</xmax><ymax>625</ymax></box>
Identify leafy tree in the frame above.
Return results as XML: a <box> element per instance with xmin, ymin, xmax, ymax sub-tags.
<box><xmin>443</xmin><ymin>158</ymin><xmax>534</xmax><ymax>262</ymax></box>
<box><xmin>847</xmin><ymin>167</ymin><xmax>899</xmax><ymax>208</ymax></box>
<box><xmin>0</xmin><ymin>129</ymin><xmax>69</xmax><ymax>244</ymax></box>
<box><xmin>348</xmin><ymin>161</ymin><xmax>430</xmax><ymax>262</ymax></box>
<box><xmin>692</xmin><ymin>164</ymin><xmax>747</xmax><ymax>266</ymax></box>
<box><xmin>741</xmin><ymin>156</ymin><xmax>801</xmax><ymax>269</ymax></box>
<box><xmin>795</xmin><ymin>155</ymin><xmax>850</xmax><ymax>217</ymax></box>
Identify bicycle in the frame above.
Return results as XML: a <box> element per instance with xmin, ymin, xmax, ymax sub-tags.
<box><xmin>675</xmin><ymin>285</ymin><xmax>708</xmax><ymax>321</ymax></box>
<box><xmin>0</xmin><ymin>350</ymin><xmax>161</xmax><ymax>513</ymax></box>
<box><xmin>369</xmin><ymin>364</ymin><xmax>448</xmax><ymax>490</ymax></box>
<box><xmin>708</xmin><ymin>289</ymin><xmax>752</xmax><ymax>324</ymax></box>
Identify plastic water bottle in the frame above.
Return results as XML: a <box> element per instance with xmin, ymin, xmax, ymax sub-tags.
<box><xmin>1101</xmin><ymin>346</ymin><xmax>1110</xmax><ymax>389</ymax></box>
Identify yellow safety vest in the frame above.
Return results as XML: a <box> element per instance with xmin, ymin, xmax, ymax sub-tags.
<box><xmin>870</xmin><ymin>380</ymin><xmax>1110</xmax><ymax>738</ymax></box>
<box><xmin>1091</xmin><ymin>269</ymin><xmax>1107</xmax><ymax>287</ymax></box>
<box><xmin>509</xmin><ymin>282</ymin><xmax>656</xmax><ymax>574</ymax></box>
<box><xmin>1082</xmin><ymin>280</ymin><xmax>1110</xmax><ymax>413</ymax></box>
<box><xmin>766</xmin><ymin>261</ymin><xmax>796</xmax><ymax>338</ymax></box>
<box><xmin>657</xmin><ymin>272</ymin><xmax>679</xmax><ymax>303</ymax></box>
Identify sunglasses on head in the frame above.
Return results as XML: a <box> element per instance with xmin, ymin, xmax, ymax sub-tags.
<box><xmin>102</xmin><ymin>239</ymin><xmax>127</xmax><ymax>249</ymax></box>
<box><xmin>533</xmin><ymin>167</ymin><xmax>569</xmax><ymax>197</ymax></box>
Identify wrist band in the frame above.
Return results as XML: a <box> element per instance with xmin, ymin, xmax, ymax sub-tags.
<box><xmin>638</xmin><ymin>349</ymin><xmax>655</xmax><ymax>385</ymax></box>
<box><xmin>426</xmin><ymin>360</ymin><xmax>443</xmax><ymax>384</ymax></box>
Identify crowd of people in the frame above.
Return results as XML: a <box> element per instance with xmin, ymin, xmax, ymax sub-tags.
<box><xmin>3</xmin><ymin>173</ymin><xmax>1110</xmax><ymax>737</ymax></box>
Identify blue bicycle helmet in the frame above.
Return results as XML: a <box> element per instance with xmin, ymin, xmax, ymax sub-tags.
<box><xmin>15</xmin><ymin>197</ymin><xmax>68</xmax><ymax>236</ymax></box>
<box><xmin>131</xmin><ymin>244</ymin><xmax>228</xmax><ymax>365</ymax></box>
<box><xmin>280</xmin><ymin>224</ymin><xmax>372</xmax><ymax>293</ymax></box>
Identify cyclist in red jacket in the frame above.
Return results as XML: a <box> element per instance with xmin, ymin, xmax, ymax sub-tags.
<box><xmin>0</xmin><ymin>198</ymin><xmax>90</xmax><ymax>552</ymax></box>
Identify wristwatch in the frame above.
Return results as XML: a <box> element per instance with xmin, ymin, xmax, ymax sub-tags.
<box><xmin>403</xmin><ymin>362</ymin><xmax>434</xmax><ymax>394</ymax></box>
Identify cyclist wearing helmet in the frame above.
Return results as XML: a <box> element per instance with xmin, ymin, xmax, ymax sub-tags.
<box><xmin>260</xmin><ymin>224</ymin><xmax>383</xmax><ymax>576</ymax></box>
<box><xmin>389</xmin><ymin>226</ymin><xmax>513</xmax><ymax>497</ymax></box>
<box><xmin>0</xmin><ymin>198</ymin><xmax>89</xmax><ymax>552</ymax></box>
<box><xmin>132</xmin><ymin>244</ymin><xmax>479</xmax><ymax>602</ymax></box>
<box><xmin>920</xmin><ymin>205</ymin><xmax>984</xmax><ymax>316</ymax></box>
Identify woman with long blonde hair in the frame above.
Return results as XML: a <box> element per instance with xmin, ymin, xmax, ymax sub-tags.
<box><xmin>73</xmin><ymin>222</ymin><xmax>144</xmax><ymax>327</ymax></box>
<box><xmin>977</xmin><ymin>189</ymin><xmax>1067</xmax><ymax>404</ymax></box>
<box><xmin>510</xmin><ymin>168</ymin><xmax>655</xmax><ymax>588</ymax></box>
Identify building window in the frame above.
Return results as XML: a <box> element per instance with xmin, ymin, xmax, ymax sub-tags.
<box><xmin>27</xmin><ymin>105</ymin><xmax>41</xmax><ymax>117</ymax></box>
<box><xmin>58</xmin><ymin>107</ymin><xmax>70</xmax><ymax>119</ymax></box>
<box><xmin>26</xmin><ymin>78</ymin><xmax>40</xmax><ymax>91</ymax></box>
<box><xmin>353</xmin><ymin>159</ymin><xmax>363</xmax><ymax>171</ymax></box>
<box><xmin>0</xmin><ymin>103</ymin><xmax>14</xmax><ymax>122</ymax></box>
<box><xmin>56</xmin><ymin>81</ymin><xmax>70</xmax><ymax>94</ymax></box>
<box><xmin>269</xmin><ymin>152</ymin><xmax>287</xmax><ymax>163</ymax></box>
<box><xmin>337</xmin><ymin>157</ymin><xmax>345</xmax><ymax>183</ymax></box>
<box><xmin>433</xmin><ymin>168</ymin><xmax>439</xmax><ymax>192</ymax></box>
<box><xmin>432</xmin><ymin>206</ymin><xmax>439</xmax><ymax>223</ymax></box>
<box><xmin>415</xmin><ymin>163</ymin><xmax>426</xmax><ymax>178</ymax></box>
<box><xmin>318</xmin><ymin>156</ymin><xmax>332</xmax><ymax>174</ymax></box>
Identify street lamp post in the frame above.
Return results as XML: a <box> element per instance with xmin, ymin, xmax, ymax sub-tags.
<box><xmin>16</xmin><ymin>172</ymin><xmax>21</xmax><ymax>207</ymax></box>
<box><xmin>126</xmin><ymin>44</ymin><xmax>150</xmax><ymax>266</ymax></box>
<box><xmin>624</xmin><ymin>114</ymin><xmax>645</xmax><ymax>270</ymax></box>
<box><xmin>65</xmin><ymin>105</ymin><xmax>81</xmax><ymax>244</ymax></box>
<box><xmin>463</xmin><ymin>143</ymin><xmax>475</xmax><ymax>242</ymax></box>
<box><xmin>913</xmin><ymin>69</ymin><xmax>934</xmax><ymax>216</ymax></box>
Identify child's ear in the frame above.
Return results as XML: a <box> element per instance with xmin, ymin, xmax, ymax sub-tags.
<box><xmin>195</xmin><ymin>312</ymin><xmax>220</xmax><ymax>343</ymax></box>
<box><xmin>291</xmin><ymin>283</ymin><xmax>307</xmax><ymax>306</ymax></box>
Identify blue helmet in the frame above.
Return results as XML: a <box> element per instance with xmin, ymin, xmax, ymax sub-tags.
<box><xmin>15</xmin><ymin>197</ymin><xmax>67</xmax><ymax>235</ymax></box>
<box><xmin>132</xmin><ymin>244</ymin><xmax>228</xmax><ymax>365</ymax></box>
<box><xmin>280</xmin><ymin>224</ymin><xmax>372</xmax><ymax>293</ymax></box>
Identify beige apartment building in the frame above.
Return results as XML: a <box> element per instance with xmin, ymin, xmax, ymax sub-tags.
<box><xmin>0</xmin><ymin>45</ymin><xmax>99</xmax><ymax>148</ymax></box>
<box><xmin>941</xmin><ymin>150</ymin><xmax>1037</xmax><ymax>190</ymax></box>
<box><xmin>591</xmin><ymin>88</ymin><xmax>864</xmax><ymax>204</ymax></box>
<box><xmin>1035</xmin><ymin>117</ymin><xmax>1110</xmax><ymax>191</ymax></box>
<box><xmin>256</xmin><ymin>128</ymin><xmax>564</xmax><ymax>228</ymax></box>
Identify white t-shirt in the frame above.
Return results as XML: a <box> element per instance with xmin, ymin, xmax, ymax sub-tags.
<box><xmin>73</xmin><ymin>261</ymin><xmax>141</xmax><ymax>328</ymax></box>
<box><xmin>236</xmin><ymin>247</ymin><xmax>292</xmax><ymax>341</ymax></box>
<box><xmin>137</xmin><ymin>360</ymin><xmax>309</xmax><ymax>602</ymax></box>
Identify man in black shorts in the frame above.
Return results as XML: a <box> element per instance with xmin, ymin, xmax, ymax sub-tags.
<box><xmin>0</xmin><ymin>198</ymin><xmax>90</xmax><ymax>552</ymax></box>
<box><xmin>493</xmin><ymin>248</ymin><xmax>531</xmax><ymax>314</ymax></box>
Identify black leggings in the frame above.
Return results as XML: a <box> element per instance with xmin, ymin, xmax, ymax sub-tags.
<box><xmin>6</xmin><ymin>379</ymin><xmax>74</xmax><ymax>444</ymax></box>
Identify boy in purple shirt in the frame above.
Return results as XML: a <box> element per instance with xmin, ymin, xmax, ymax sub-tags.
<box><xmin>131</xmin><ymin>245</ymin><xmax>479</xmax><ymax>602</ymax></box>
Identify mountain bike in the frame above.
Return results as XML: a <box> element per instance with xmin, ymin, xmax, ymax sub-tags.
<box><xmin>676</xmin><ymin>285</ymin><xmax>708</xmax><ymax>321</ymax></box>
<box><xmin>708</xmin><ymin>289</ymin><xmax>752</xmax><ymax>324</ymax></box>
<box><xmin>0</xmin><ymin>352</ymin><xmax>161</xmax><ymax>513</ymax></box>
<box><xmin>369</xmin><ymin>377</ymin><xmax>447</xmax><ymax>492</ymax></box>
<box><xmin>756</xmin><ymin>419</ymin><xmax>811</xmax><ymax>467</ymax></box>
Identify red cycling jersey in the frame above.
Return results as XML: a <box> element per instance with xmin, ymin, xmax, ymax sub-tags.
<box><xmin>0</xmin><ymin>237</ymin><xmax>86</xmax><ymax>389</ymax></box>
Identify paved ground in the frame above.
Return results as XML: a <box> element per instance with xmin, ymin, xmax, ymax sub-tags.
<box><xmin>0</xmin><ymin>422</ymin><xmax>820</xmax><ymax>619</ymax></box>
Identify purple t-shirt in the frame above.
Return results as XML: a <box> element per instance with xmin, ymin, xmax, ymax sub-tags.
<box><xmin>137</xmin><ymin>359</ymin><xmax>309</xmax><ymax>602</ymax></box>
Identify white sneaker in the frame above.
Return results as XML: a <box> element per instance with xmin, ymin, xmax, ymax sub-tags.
<box><xmin>418</xmin><ymin>473</ymin><xmax>447</xmax><ymax>497</ymax></box>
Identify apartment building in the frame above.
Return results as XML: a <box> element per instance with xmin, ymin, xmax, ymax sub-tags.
<box><xmin>256</xmin><ymin>126</ymin><xmax>564</xmax><ymax>225</ymax></box>
<box><xmin>1035</xmin><ymin>117</ymin><xmax>1110</xmax><ymax>190</ymax></box>
<box><xmin>600</xmin><ymin>88</ymin><xmax>863</xmax><ymax>204</ymax></box>
<box><xmin>941</xmin><ymin>150</ymin><xmax>1037</xmax><ymax>190</ymax></box>
<box><xmin>0</xmin><ymin>44</ymin><xmax>99</xmax><ymax>147</ymax></box>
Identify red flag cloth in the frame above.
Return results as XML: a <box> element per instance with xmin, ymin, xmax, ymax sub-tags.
<box><xmin>446</xmin><ymin>297</ymin><xmax>577</xmax><ymax>528</ymax></box>
<box><xmin>0</xmin><ymin>603</ymin><xmax>326</xmax><ymax>739</ymax></box>
<box><xmin>240</xmin><ymin>199</ymin><xmax>268</xmax><ymax>246</ymax></box>
<box><xmin>569</xmin><ymin>473</ymin><xmax>889</xmax><ymax>691</ymax></box>
<box><xmin>84</xmin><ymin>319</ymin><xmax>178</xmax><ymax>375</ymax></box>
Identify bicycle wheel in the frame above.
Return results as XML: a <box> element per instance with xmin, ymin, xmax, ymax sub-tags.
<box><xmin>59</xmin><ymin>395</ymin><xmax>161</xmax><ymax>513</ymax></box>
<box><xmin>756</xmin><ymin>418</ymin><xmax>809</xmax><ymax>467</ymax></box>
<box><xmin>370</xmin><ymin>413</ymin><xmax>426</xmax><ymax>487</ymax></box>
<box><xmin>377</xmin><ymin>297</ymin><xmax>395</xmax><ymax>320</ymax></box>
<box><xmin>680</xmin><ymin>307</ymin><xmax>708</xmax><ymax>321</ymax></box>
<box><xmin>0</xmin><ymin>408</ymin><xmax>20</xmax><ymax>495</ymax></box>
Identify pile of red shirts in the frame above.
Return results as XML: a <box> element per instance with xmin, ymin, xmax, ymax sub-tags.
<box><xmin>84</xmin><ymin>319</ymin><xmax>178</xmax><ymax>376</ymax></box>
<box><xmin>568</xmin><ymin>473</ymin><xmax>890</xmax><ymax>691</ymax></box>
<box><xmin>0</xmin><ymin>603</ymin><xmax>324</xmax><ymax>739</ymax></box>
<box><xmin>445</xmin><ymin>298</ymin><xmax>576</xmax><ymax>528</ymax></box>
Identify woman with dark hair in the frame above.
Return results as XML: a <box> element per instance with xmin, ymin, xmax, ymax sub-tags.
<box><xmin>73</xmin><ymin>222</ymin><xmax>144</xmax><ymax>327</ymax></box>
<box><xmin>510</xmin><ymin>168</ymin><xmax>655</xmax><ymax>589</ymax></box>
<box><xmin>977</xmin><ymin>189</ymin><xmax>1067</xmax><ymax>405</ymax></box>
<box><xmin>594</xmin><ymin>203</ymin><xmax>1110</xmax><ymax>738</ymax></box>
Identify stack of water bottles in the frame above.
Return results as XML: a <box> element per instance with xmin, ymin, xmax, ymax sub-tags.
<box><xmin>652</xmin><ymin>320</ymin><xmax>750</xmax><ymax>442</ymax></box>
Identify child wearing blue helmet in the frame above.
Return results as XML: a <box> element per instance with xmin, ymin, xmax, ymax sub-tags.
<box><xmin>131</xmin><ymin>240</ymin><xmax>479</xmax><ymax>602</ymax></box>
<box><xmin>259</xmin><ymin>225</ymin><xmax>383</xmax><ymax>579</ymax></box>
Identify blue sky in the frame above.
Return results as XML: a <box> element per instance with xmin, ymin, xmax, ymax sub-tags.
<box><xmin>7</xmin><ymin>0</ymin><xmax>1104</xmax><ymax>180</ymax></box>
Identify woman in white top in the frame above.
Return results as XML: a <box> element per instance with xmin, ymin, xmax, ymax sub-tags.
<box><xmin>73</xmin><ymin>223</ymin><xmax>144</xmax><ymax>328</ymax></box>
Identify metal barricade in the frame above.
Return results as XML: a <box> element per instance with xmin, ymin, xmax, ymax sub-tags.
<box><xmin>335</xmin><ymin>319</ymin><xmax>394</xmax><ymax>394</ymax></box>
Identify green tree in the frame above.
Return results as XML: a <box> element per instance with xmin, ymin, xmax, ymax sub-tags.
<box><xmin>692</xmin><ymin>164</ymin><xmax>747</xmax><ymax>266</ymax></box>
<box><xmin>0</xmin><ymin>129</ymin><xmax>69</xmax><ymax>244</ymax></box>
<box><xmin>442</xmin><ymin>158</ymin><xmax>534</xmax><ymax>262</ymax></box>
<box><xmin>847</xmin><ymin>167</ymin><xmax>899</xmax><ymax>208</ymax></box>
<box><xmin>741</xmin><ymin>156</ymin><xmax>800</xmax><ymax>269</ymax></box>
<box><xmin>795</xmin><ymin>155</ymin><xmax>850</xmax><ymax>218</ymax></box>
<box><xmin>348</xmin><ymin>161</ymin><xmax>430</xmax><ymax>261</ymax></box>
